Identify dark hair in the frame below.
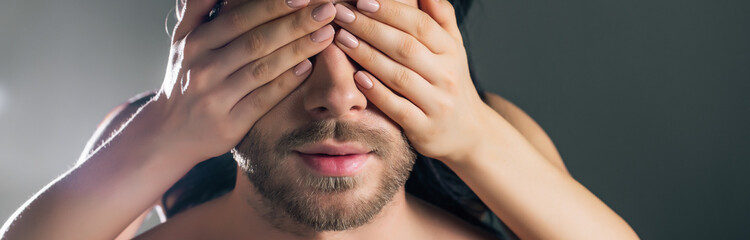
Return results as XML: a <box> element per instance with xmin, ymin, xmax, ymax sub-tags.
<box><xmin>162</xmin><ymin>0</ymin><xmax>518</xmax><ymax>238</ymax></box>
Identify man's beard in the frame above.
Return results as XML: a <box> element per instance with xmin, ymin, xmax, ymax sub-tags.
<box><xmin>232</xmin><ymin>120</ymin><xmax>416</xmax><ymax>233</ymax></box>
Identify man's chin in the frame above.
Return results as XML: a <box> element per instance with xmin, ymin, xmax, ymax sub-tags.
<box><xmin>280</xmin><ymin>188</ymin><xmax>396</xmax><ymax>232</ymax></box>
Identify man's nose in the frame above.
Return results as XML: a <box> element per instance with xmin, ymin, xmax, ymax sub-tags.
<box><xmin>302</xmin><ymin>44</ymin><xmax>368</xmax><ymax>120</ymax></box>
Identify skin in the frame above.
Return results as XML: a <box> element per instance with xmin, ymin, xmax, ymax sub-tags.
<box><xmin>0</xmin><ymin>0</ymin><xmax>639</xmax><ymax>239</ymax></box>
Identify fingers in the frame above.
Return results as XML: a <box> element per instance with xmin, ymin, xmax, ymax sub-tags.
<box><xmin>211</xmin><ymin>2</ymin><xmax>336</xmax><ymax>76</ymax></box>
<box><xmin>334</xmin><ymin>0</ymin><xmax>457</xmax><ymax>54</ymax></box>
<box><xmin>332</xmin><ymin>3</ymin><xmax>443</xmax><ymax>81</ymax></box>
<box><xmin>191</xmin><ymin>0</ymin><xmax>312</xmax><ymax>50</ymax></box>
<box><xmin>172</xmin><ymin>0</ymin><xmax>220</xmax><ymax>43</ymax></box>
<box><xmin>352</xmin><ymin>71</ymin><xmax>428</xmax><ymax>132</ymax></box>
<box><xmin>229</xmin><ymin>59</ymin><xmax>311</xmax><ymax>129</ymax></box>
<box><xmin>220</xmin><ymin>24</ymin><xmax>336</xmax><ymax>104</ymax></box>
<box><xmin>334</xmin><ymin>29</ymin><xmax>439</xmax><ymax>114</ymax></box>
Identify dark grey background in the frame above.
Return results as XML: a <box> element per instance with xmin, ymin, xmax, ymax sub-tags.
<box><xmin>1</xmin><ymin>0</ymin><xmax>748</xmax><ymax>239</ymax></box>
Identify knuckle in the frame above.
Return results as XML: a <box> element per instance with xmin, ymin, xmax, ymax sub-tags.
<box><xmin>264</xmin><ymin>0</ymin><xmax>279</xmax><ymax>16</ymax></box>
<box><xmin>386</xmin><ymin>5</ymin><xmax>404</xmax><ymax>21</ymax></box>
<box><xmin>189</xmin><ymin>61</ymin><xmax>212</xmax><ymax>82</ymax></box>
<box><xmin>442</xmin><ymin>76</ymin><xmax>459</xmax><ymax>93</ymax></box>
<box><xmin>291</xmin><ymin>12</ymin><xmax>310</xmax><ymax>33</ymax></box>
<box><xmin>243</xmin><ymin>32</ymin><xmax>265</xmax><ymax>54</ymax></box>
<box><xmin>226</xmin><ymin>10</ymin><xmax>248</xmax><ymax>31</ymax></box>
<box><xmin>195</xmin><ymin>94</ymin><xmax>220</xmax><ymax>114</ymax></box>
<box><xmin>274</xmin><ymin>78</ymin><xmax>292</xmax><ymax>91</ymax></box>
<box><xmin>290</xmin><ymin>40</ymin><xmax>306</xmax><ymax>58</ymax></box>
<box><xmin>435</xmin><ymin>97</ymin><xmax>454</xmax><ymax>112</ymax></box>
<box><xmin>182</xmin><ymin>34</ymin><xmax>201</xmax><ymax>57</ymax></box>
<box><xmin>365</xmin><ymin>50</ymin><xmax>379</xmax><ymax>66</ymax></box>
<box><xmin>359</xmin><ymin>20</ymin><xmax>378</xmax><ymax>38</ymax></box>
<box><xmin>249</xmin><ymin>61</ymin><xmax>270</xmax><ymax>80</ymax></box>
<box><xmin>396</xmin><ymin>37</ymin><xmax>418</xmax><ymax>60</ymax></box>
<box><xmin>391</xmin><ymin>68</ymin><xmax>411</xmax><ymax>90</ymax></box>
<box><xmin>414</xmin><ymin>14</ymin><xmax>433</xmax><ymax>40</ymax></box>
<box><xmin>392</xmin><ymin>107</ymin><xmax>411</xmax><ymax>124</ymax></box>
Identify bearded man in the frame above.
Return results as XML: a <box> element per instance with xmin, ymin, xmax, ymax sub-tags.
<box><xmin>1</xmin><ymin>0</ymin><xmax>638</xmax><ymax>239</ymax></box>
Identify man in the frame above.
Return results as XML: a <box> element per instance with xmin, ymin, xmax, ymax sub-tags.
<box><xmin>1</xmin><ymin>0</ymin><xmax>639</xmax><ymax>239</ymax></box>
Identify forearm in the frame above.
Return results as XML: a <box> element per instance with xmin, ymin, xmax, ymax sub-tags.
<box><xmin>1</xmin><ymin>102</ymin><xmax>196</xmax><ymax>240</ymax></box>
<box><xmin>447</xmin><ymin>110</ymin><xmax>639</xmax><ymax>240</ymax></box>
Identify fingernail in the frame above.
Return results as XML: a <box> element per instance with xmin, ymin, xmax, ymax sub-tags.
<box><xmin>293</xmin><ymin>59</ymin><xmax>313</xmax><ymax>76</ymax></box>
<box><xmin>354</xmin><ymin>71</ymin><xmax>373</xmax><ymax>89</ymax></box>
<box><xmin>334</xmin><ymin>4</ymin><xmax>355</xmax><ymax>23</ymax></box>
<box><xmin>312</xmin><ymin>3</ymin><xmax>336</xmax><ymax>22</ymax></box>
<box><xmin>311</xmin><ymin>25</ymin><xmax>334</xmax><ymax>43</ymax></box>
<box><xmin>357</xmin><ymin>0</ymin><xmax>380</xmax><ymax>13</ymax></box>
<box><xmin>286</xmin><ymin>0</ymin><xmax>309</xmax><ymax>8</ymax></box>
<box><xmin>336</xmin><ymin>29</ymin><xmax>359</xmax><ymax>48</ymax></box>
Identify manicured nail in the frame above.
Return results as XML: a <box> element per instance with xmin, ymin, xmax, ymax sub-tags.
<box><xmin>286</xmin><ymin>0</ymin><xmax>309</xmax><ymax>8</ymax></box>
<box><xmin>357</xmin><ymin>0</ymin><xmax>380</xmax><ymax>13</ymax></box>
<box><xmin>336</xmin><ymin>29</ymin><xmax>359</xmax><ymax>48</ymax></box>
<box><xmin>311</xmin><ymin>24</ymin><xmax>335</xmax><ymax>42</ymax></box>
<box><xmin>293</xmin><ymin>59</ymin><xmax>313</xmax><ymax>76</ymax></box>
<box><xmin>312</xmin><ymin>3</ymin><xmax>336</xmax><ymax>22</ymax></box>
<box><xmin>354</xmin><ymin>71</ymin><xmax>373</xmax><ymax>89</ymax></box>
<box><xmin>334</xmin><ymin>4</ymin><xmax>355</xmax><ymax>23</ymax></box>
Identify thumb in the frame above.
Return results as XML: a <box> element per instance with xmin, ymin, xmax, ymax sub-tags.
<box><xmin>419</xmin><ymin>0</ymin><xmax>463</xmax><ymax>44</ymax></box>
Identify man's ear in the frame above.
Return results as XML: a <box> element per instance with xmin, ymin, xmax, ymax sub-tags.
<box><xmin>418</xmin><ymin>0</ymin><xmax>462</xmax><ymax>44</ymax></box>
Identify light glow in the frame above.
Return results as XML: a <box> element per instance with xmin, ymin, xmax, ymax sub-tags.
<box><xmin>0</xmin><ymin>83</ymin><xmax>6</xmax><ymax>116</ymax></box>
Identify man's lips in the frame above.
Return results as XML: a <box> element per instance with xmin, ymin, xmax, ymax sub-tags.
<box><xmin>295</xmin><ymin>142</ymin><xmax>372</xmax><ymax>176</ymax></box>
<box><xmin>296</xmin><ymin>142</ymin><xmax>371</xmax><ymax>155</ymax></box>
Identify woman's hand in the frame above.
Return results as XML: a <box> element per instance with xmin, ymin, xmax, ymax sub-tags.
<box><xmin>146</xmin><ymin>0</ymin><xmax>338</xmax><ymax>163</ymax></box>
<box><xmin>332</xmin><ymin>0</ymin><xmax>498</xmax><ymax>164</ymax></box>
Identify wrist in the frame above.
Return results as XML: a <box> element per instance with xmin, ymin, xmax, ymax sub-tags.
<box><xmin>441</xmin><ymin>103</ymin><xmax>509</xmax><ymax>168</ymax></box>
<box><xmin>114</xmin><ymin>98</ymin><xmax>204</xmax><ymax>168</ymax></box>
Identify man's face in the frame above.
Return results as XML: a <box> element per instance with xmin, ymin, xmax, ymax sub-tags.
<box><xmin>229</xmin><ymin>0</ymin><xmax>420</xmax><ymax>232</ymax></box>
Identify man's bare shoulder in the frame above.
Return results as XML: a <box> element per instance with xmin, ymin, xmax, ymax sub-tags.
<box><xmin>133</xmin><ymin>197</ymin><xmax>227</xmax><ymax>240</ymax></box>
<box><xmin>132</xmin><ymin>209</ymin><xmax>202</xmax><ymax>240</ymax></box>
<box><xmin>407</xmin><ymin>194</ymin><xmax>497</xmax><ymax>240</ymax></box>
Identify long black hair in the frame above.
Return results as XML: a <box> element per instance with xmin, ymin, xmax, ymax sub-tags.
<box><xmin>161</xmin><ymin>1</ymin><xmax>518</xmax><ymax>238</ymax></box>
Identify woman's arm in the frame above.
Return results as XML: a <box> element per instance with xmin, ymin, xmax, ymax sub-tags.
<box><xmin>0</xmin><ymin>97</ymin><xmax>201</xmax><ymax>240</ymax></box>
<box><xmin>448</xmin><ymin>100</ymin><xmax>640</xmax><ymax>239</ymax></box>
<box><xmin>483</xmin><ymin>92</ymin><xmax>568</xmax><ymax>174</ymax></box>
<box><xmin>77</xmin><ymin>92</ymin><xmax>164</xmax><ymax>240</ymax></box>
<box><xmin>474</xmin><ymin>92</ymin><xmax>640</xmax><ymax>239</ymax></box>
